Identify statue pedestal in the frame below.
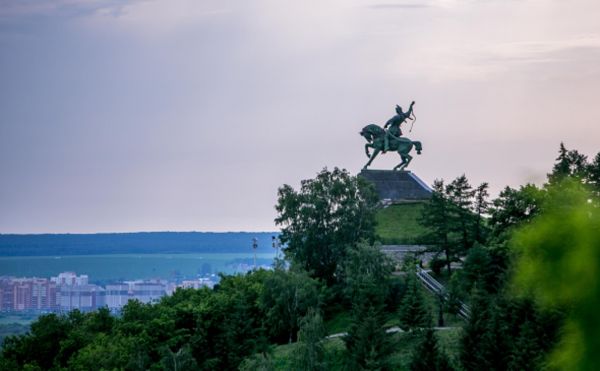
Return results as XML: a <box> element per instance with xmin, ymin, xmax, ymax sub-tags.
<box><xmin>359</xmin><ymin>169</ymin><xmax>432</xmax><ymax>203</ymax></box>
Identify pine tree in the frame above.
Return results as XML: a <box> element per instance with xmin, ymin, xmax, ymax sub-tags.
<box><xmin>343</xmin><ymin>245</ymin><xmax>394</xmax><ymax>370</ymax></box>
<box><xmin>549</xmin><ymin>142</ymin><xmax>571</xmax><ymax>183</ymax></box>
<box><xmin>409</xmin><ymin>328</ymin><xmax>455</xmax><ymax>371</ymax></box>
<box><xmin>344</xmin><ymin>302</ymin><xmax>393</xmax><ymax>371</ymax></box>
<box><xmin>420</xmin><ymin>179</ymin><xmax>453</xmax><ymax>274</ymax></box>
<box><xmin>446</xmin><ymin>175</ymin><xmax>476</xmax><ymax>252</ymax></box>
<box><xmin>460</xmin><ymin>286</ymin><xmax>495</xmax><ymax>371</ymax></box>
<box><xmin>548</xmin><ymin>142</ymin><xmax>588</xmax><ymax>184</ymax></box>
<box><xmin>473</xmin><ymin>182</ymin><xmax>490</xmax><ymax>243</ymax></box>
<box><xmin>507</xmin><ymin>319</ymin><xmax>542</xmax><ymax>371</ymax></box>
<box><xmin>587</xmin><ymin>152</ymin><xmax>600</xmax><ymax>198</ymax></box>
<box><xmin>398</xmin><ymin>271</ymin><xmax>431</xmax><ymax>331</ymax></box>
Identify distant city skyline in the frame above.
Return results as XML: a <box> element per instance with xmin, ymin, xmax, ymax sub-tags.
<box><xmin>0</xmin><ymin>271</ymin><xmax>220</xmax><ymax>313</ymax></box>
<box><xmin>2</xmin><ymin>0</ymin><xmax>600</xmax><ymax>233</ymax></box>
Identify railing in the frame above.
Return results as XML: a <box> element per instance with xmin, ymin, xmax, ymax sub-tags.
<box><xmin>416</xmin><ymin>267</ymin><xmax>471</xmax><ymax>320</ymax></box>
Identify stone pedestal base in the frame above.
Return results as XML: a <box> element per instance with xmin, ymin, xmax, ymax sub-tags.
<box><xmin>359</xmin><ymin>169</ymin><xmax>432</xmax><ymax>202</ymax></box>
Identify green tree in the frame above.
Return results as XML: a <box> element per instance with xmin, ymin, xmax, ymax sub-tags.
<box><xmin>339</xmin><ymin>243</ymin><xmax>394</xmax><ymax>305</ymax></box>
<box><xmin>398</xmin><ymin>270</ymin><xmax>431</xmax><ymax>331</ymax></box>
<box><xmin>473</xmin><ymin>182</ymin><xmax>490</xmax><ymax>243</ymax></box>
<box><xmin>460</xmin><ymin>286</ymin><xmax>499</xmax><ymax>371</ymax></box>
<box><xmin>160</xmin><ymin>345</ymin><xmax>198</xmax><ymax>371</ymax></box>
<box><xmin>586</xmin><ymin>152</ymin><xmax>600</xmax><ymax>197</ymax></box>
<box><xmin>293</xmin><ymin>309</ymin><xmax>327</xmax><ymax>371</ymax></box>
<box><xmin>275</xmin><ymin>167</ymin><xmax>378</xmax><ymax>285</ymax></box>
<box><xmin>459</xmin><ymin>245</ymin><xmax>495</xmax><ymax>294</ymax></box>
<box><xmin>68</xmin><ymin>334</ymin><xmax>144</xmax><ymax>371</ymax></box>
<box><xmin>1</xmin><ymin>313</ymin><xmax>71</xmax><ymax>370</ymax></box>
<box><xmin>238</xmin><ymin>352</ymin><xmax>275</xmax><ymax>371</ymax></box>
<box><xmin>344</xmin><ymin>303</ymin><xmax>393</xmax><ymax>371</ymax></box>
<box><xmin>507</xmin><ymin>319</ymin><xmax>543</xmax><ymax>371</ymax></box>
<box><xmin>409</xmin><ymin>328</ymin><xmax>454</xmax><ymax>371</ymax></box>
<box><xmin>420</xmin><ymin>180</ymin><xmax>454</xmax><ymax>274</ymax></box>
<box><xmin>343</xmin><ymin>245</ymin><xmax>394</xmax><ymax>370</ymax></box>
<box><xmin>512</xmin><ymin>179</ymin><xmax>600</xmax><ymax>370</ymax></box>
<box><xmin>188</xmin><ymin>271</ymin><xmax>270</xmax><ymax>370</ymax></box>
<box><xmin>446</xmin><ymin>174</ymin><xmax>476</xmax><ymax>252</ymax></box>
<box><xmin>548</xmin><ymin>142</ymin><xmax>588</xmax><ymax>184</ymax></box>
<box><xmin>549</xmin><ymin>142</ymin><xmax>571</xmax><ymax>182</ymax></box>
<box><xmin>260</xmin><ymin>267</ymin><xmax>322</xmax><ymax>343</ymax></box>
<box><xmin>489</xmin><ymin>184</ymin><xmax>544</xmax><ymax>239</ymax></box>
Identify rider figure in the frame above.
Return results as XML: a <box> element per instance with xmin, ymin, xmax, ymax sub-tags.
<box><xmin>384</xmin><ymin>101</ymin><xmax>415</xmax><ymax>153</ymax></box>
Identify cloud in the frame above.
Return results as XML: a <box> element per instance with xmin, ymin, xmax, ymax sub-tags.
<box><xmin>368</xmin><ymin>3</ymin><xmax>430</xmax><ymax>10</ymax></box>
<box><xmin>0</xmin><ymin>0</ymin><xmax>138</xmax><ymax>18</ymax></box>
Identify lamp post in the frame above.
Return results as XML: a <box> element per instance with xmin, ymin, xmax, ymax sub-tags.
<box><xmin>271</xmin><ymin>236</ymin><xmax>281</xmax><ymax>260</ymax></box>
<box><xmin>252</xmin><ymin>237</ymin><xmax>258</xmax><ymax>270</ymax></box>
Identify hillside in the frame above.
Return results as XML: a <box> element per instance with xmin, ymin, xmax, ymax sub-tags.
<box><xmin>375</xmin><ymin>202</ymin><xmax>432</xmax><ymax>244</ymax></box>
<box><xmin>270</xmin><ymin>328</ymin><xmax>462</xmax><ymax>370</ymax></box>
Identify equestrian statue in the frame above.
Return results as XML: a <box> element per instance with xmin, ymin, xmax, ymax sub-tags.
<box><xmin>359</xmin><ymin>101</ymin><xmax>422</xmax><ymax>171</ymax></box>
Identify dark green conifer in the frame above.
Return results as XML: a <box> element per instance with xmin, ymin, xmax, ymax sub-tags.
<box><xmin>409</xmin><ymin>328</ymin><xmax>454</xmax><ymax>371</ymax></box>
<box><xmin>398</xmin><ymin>271</ymin><xmax>431</xmax><ymax>331</ymax></box>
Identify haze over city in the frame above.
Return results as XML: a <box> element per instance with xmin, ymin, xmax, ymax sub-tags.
<box><xmin>1</xmin><ymin>0</ymin><xmax>600</xmax><ymax>233</ymax></box>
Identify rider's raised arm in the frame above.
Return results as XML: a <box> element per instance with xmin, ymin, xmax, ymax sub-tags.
<box><xmin>406</xmin><ymin>101</ymin><xmax>415</xmax><ymax>117</ymax></box>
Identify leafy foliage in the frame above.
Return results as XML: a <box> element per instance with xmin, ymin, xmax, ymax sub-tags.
<box><xmin>489</xmin><ymin>184</ymin><xmax>544</xmax><ymax>238</ymax></box>
<box><xmin>398</xmin><ymin>270</ymin><xmax>431</xmax><ymax>331</ymax></box>
<box><xmin>293</xmin><ymin>309</ymin><xmax>327</xmax><ymax>371</ymax></box>
<box><xmin>275</xmin><ymin>167</ymin><xmax>378</xmax><ymax>285</ymax></box>
<box><xmin>342</xmin><ymin>244</ymin><xmax>395</xmax><ymax>370</ymax></box>
<box><xmin>260</xmin><ymin>267</ymin><xmax>323</xmax><ymax>343</ymax></box>
<box><xmin>409</xmin><ymin>328</ymin><xmax>454</xmax><ymax>371</ymax></box>
<box><xmin>344</xmin><ymin>303</ymin><xmax>393</xmax><ymax>371</ymax></box>
<box><xmin>512</xmin><ymin>179</ymin><xmax>600</xmax><ymax>370</ymax></box>
<box><xmin>420</xmin><ymin>176</ymin><xmax>490</xmax><ymax>274</ymax></box>
<box><xmin>547</xmin><ymin>142</ymin><xmax>588</xmax><ymax>184</ymax></box>
<box><xmin>420</xmin><ymin>180</ymin><xmax>453</xmax><ymax>274</ymax></box>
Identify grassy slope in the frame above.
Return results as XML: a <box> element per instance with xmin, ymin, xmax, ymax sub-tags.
<box><xmin>271</xmin><ymin>328</ymin><xmax>462</xmax><ymax>370</ymax></box>
<box><xmin>271</xmin><ymin>284</ymin><xmax>464</xmax><ymax>370</ymax></box>
<box><xmin>375</xmin><ymin>202</ymin><xmax>432</xmax><ymax>244</ymax></box>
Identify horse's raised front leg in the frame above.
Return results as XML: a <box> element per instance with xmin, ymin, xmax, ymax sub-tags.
<box><xmin>365</xmin><ymin>143</ymin><xmax>372</xmax><ymax>158</ymax></box>
<box><xmin>363</xmin><ymin>148</ymin><xmax>380</xmax><ymax>170</ymax></box>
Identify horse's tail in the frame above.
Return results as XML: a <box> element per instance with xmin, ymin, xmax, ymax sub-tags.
<box><xmin>413</xmin><ymin>141</ymin><xmax>422</xmax><ymax>154</ymax></box>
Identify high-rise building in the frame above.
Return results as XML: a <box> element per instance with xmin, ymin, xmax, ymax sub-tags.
<box><xmin>52</xmin><ymin>272</ymin><xmax>88</xmax><ymax>286</ymax></box>
<box><xmin>58</xmin><ymin>284</ymin><xmax>105</xmax><ymax>312</ymax></box>
<box><xmin>128</xmin><ymin>280</ymin><xmax>167</xmax><ymax>304</ymax></box>
<box><xmin>105</xmin><ymin>284</ymin><xmax>130</xmax><ymax>309</ymax></box>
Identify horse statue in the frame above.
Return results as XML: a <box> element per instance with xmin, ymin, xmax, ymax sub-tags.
<box><xmin>360</xmin><ymin>124</ymin><xmax>422</xmax><ymax>171</ymax></box>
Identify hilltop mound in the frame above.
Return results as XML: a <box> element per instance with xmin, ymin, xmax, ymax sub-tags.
<box><xmin>375</xmin><ymin>202</ymin><xmax>431</xmax><ymax>244</ymax></box>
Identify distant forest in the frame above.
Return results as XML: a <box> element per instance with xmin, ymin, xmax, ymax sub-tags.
<box><xmin>0</xmin><ymin>232</ymin><xmax>278</xmax><ymax>256</ymax></box>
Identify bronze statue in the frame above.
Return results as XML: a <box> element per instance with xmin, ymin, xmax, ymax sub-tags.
<box><xmin>383</xmin><ymin>101</ymin><xmax>415</xmax><ymax>152</ymax></box>
<box><xmin>360</xmin><ymin>101</ymin><xmax>422</xmax><ymax>171</ymax></box>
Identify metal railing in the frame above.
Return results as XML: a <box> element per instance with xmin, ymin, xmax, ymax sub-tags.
<box><xmin>416</xmin><ymin>267</ymin><xmax>471</xmax><ymax>320</ymax></box>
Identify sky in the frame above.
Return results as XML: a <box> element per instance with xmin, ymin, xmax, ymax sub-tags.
<box><xmin>1</xmin><ymin>0</ymin><xmax>600</xmax><ymax>233</ymax></box>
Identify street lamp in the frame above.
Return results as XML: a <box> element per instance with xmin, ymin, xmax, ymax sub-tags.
<box><xmin>252</xmin><ymin>237</ymin><xmax>258</xmax><ymax>270</ymax></box>
<box><xmin>271</xmin><ymin>236</ymin><xmax>281</xmax><ymax>260</ymax></box>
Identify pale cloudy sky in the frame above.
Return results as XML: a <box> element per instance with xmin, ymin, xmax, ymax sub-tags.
<box><xmin>1</xmin><ymin>0</ymin><xmax>599</xmax><ymax>233</ymax></box>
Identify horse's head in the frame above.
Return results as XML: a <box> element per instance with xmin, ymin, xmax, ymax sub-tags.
<box><xmin>359</xmin><ymin>127</ymin><xmax>371</xmax><ymax>142</ymax></box>
<box><xmin>360</xmin><ymin>124</ymin><xmax>385</xmax><ymax>142</ymax></box>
